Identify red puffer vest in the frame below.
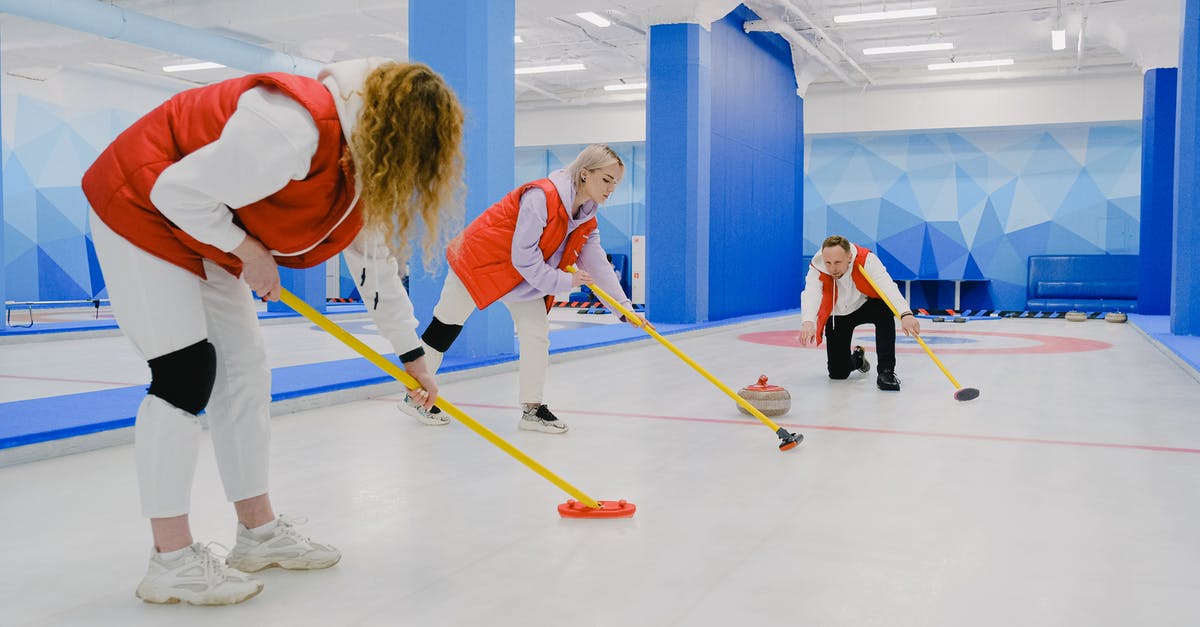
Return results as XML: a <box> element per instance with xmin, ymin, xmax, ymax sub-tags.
<box><xmin>447</xmin><ymin>179</ymin><xmax>597</xmax><ymax>312</ymax></box>
<box><xmin>82</xmin><ymin>72</ymin><xmax>361</xmax><ymax>279</ymax></box>
<box><xmin>814</xmin><ymin>246</ymin><xmax>880</xmax><ymax>344</ymax></box>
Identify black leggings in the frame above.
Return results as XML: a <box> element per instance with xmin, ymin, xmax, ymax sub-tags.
<box><xmin>824</xmin><ymin>298</ymin><xmax>896</xmax><ymax>378</ymax></box>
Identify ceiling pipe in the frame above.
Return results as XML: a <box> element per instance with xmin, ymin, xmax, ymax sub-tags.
<box><xmin>808</xmin><ymin>62</ymin><xmax>1136</xmax><ymax>90</ymax></box>
<box><xmin>770</xmin><ymin>0</ymin><xmax>873</xmax><ymax>84</ymax></box>
<box><xmin>743</xmin><ymin>17</ymin><xmax>856</xmax><ymax>88</ymax></box>
<box><xmin>515</xmin><ymin>78</ymin><xmax>568</xmax><ymax>103</ymax></box>
<box><xmin>0</xmin><ymin>0</ymin><xmax>323</xmax><ymax>76</ymax></box>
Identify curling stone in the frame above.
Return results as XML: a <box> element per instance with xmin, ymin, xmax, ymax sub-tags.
<box><xmin>737</xmin><ymin>375</ymin><xmax>791</xmax><ymax>417</ymax></box>
<box><xmin>1105</xmin><ymin>311</ymin><xmax>1128</xmax><ymax>323</ymax></box>
<box><xmin>1065</xmin><ymin>311</ymin><xmax>1088</xmax><ymax>322</ymax></box>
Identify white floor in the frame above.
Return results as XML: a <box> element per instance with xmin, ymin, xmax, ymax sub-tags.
<box><xmin>3</xmin><ymin>313</ymin><xmax>1200</xmax><ymax>626</ymax></box>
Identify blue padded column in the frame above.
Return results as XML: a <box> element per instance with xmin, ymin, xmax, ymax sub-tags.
<box><xmin>0</xmin><ymin>32</ymin><xmax>6</xmax><ymax>329</ymax></box>
<box><xmin>409</xmin><ymin>0</ymin><xmax>517</xmax><ymax>359</ymax></box>
<box><xmin>268</xmin><ymin>266</ymin><xmax>327</xmax><ymax>313</ymax></box>
<box><xmin>1174</xmin><ymin>0</ymin><xmax>1200</xmax><ymax>334</ymax></box>
<box><xmin>706</xmin><ymin>7</ymin><xmax>805</xmax><ymax>319</ymax></box>
<box><xmin>1139</xmin><ymin>68</ymin><xmax>1177</xmax><ymax>315</ymax></box>
<box><xmin>646</xmin><ymin>23</ymin><xmax>711</xmax><ymax>323</ymax></box>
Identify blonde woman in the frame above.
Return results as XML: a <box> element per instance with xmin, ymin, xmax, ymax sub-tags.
<box><xmin>400</xmin><ymin>144</ymin><xmax>648</xmax><ymax>434</ymax></box>
<box><xmin>81</xmin><ymin>59</ymin><xmax>464</xmax><ymax>605</ymax></box>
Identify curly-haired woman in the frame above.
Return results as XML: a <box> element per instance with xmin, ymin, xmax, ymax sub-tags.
<box><xmin>81</xmin><ymin>58</ymin><xmax>464</xmax><ymax>605</ymax></box>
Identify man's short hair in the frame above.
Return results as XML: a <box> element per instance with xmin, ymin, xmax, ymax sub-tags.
<box><xmin>821</xmin><ymin>235</ymin><xmax>851</xmax><ymax>253</ymax></box>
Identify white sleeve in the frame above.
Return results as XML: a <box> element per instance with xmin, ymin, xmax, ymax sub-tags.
<box><xmin>799</xmin><ymin>263</ymin><xmax>823</xmax><ymax>323</ymax></box>
<box><xmin>148</xmin><ymin>86</ymin><xmax>321</xmax><ymax>253</ymax></box>
<box><xmin>863</xmin><ymin>253</ymin><xmax>910</xmax><ymax>314</ymax></box>
<box><xmin>341</xmin><ymin>229</ymin><xmax>423</xmax><ymax>357</ymax></box>
<box><xmin>576</xmin><ymin>231</ymin><xmax>632</xmax><ymax>310</ymax></box>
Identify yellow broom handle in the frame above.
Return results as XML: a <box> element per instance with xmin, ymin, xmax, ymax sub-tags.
<box><xmin>854</xmin><ymin>264</ymin><xmax>964</xmax><ymax>389</ymax></box>
<box><xmin>279</xmin><ymin>289</ymin><xmax>601</xmax><ymax>509</ymax></box>
<box><xmin>569</xmin><ymin>268</ymin><xmax>787</xmax><ymax>432</ymax></box>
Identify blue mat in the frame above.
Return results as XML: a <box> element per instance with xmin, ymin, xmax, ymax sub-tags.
<box><xmin>1</xmin><ymin>308</ymin><xmax>792</xmax><ymax>451</ymax></box>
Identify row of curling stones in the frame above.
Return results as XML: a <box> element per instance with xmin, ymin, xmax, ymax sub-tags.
<box><xmin>1065</xmin><ymin>311</ymin><xmax>1128</xmax><ymax>323</ymax></box>
<box><xmin>736</xmin><ymin>375</ymin><xmax>791</xmax><ymax>417</ymax></box>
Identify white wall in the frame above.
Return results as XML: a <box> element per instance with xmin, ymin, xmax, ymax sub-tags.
<box><xmin>515</xmin><ymin>102</ymin><xmax>646</xmax><ymax>146</ymax></box>
<box><xmin>514</xmin><ymin>73</ymin><xmax>1146</xmax><ymax>143</ymax></box>
<box><xmin>803</xmin><ymin>72</ymin><xmax>1145</xmax><ymax>135</ymax></box>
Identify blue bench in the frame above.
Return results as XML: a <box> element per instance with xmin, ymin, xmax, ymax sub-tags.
<box><xmin>1026</xmin><ymin>254</ymin><xmax>1138</xmax><ymax>312</ymax></box>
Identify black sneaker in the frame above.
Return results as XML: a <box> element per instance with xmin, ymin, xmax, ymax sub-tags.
<box><xmin>852</xmin><ymin>345</ymin><xmax>871</xmax><ymax>374</ymax></box>
<box><xmin>519</xmin><ymin>404</ymin><xmax>569</xmax><ymax>434</ymax></box>
<box><xmin>877</xmin><ymin>369</ymin><xmax>901</xmax><ymax>391</ymax></box>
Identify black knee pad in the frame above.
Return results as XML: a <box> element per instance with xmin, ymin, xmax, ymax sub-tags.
<box><xmin>147</xmin><ymin>340</ymin><xmax>217</xmax><ymax>415</ymax></box>
<box><xmin>421</xmin><ymin>317</ymin><xmax>463</xmax><ymax>353</ymax></box>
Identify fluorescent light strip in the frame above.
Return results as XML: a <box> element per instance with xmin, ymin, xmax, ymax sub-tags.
<box><xmin>515</xmin><ymin>63</ymin><xmax>586</xmax><ymax>75</ymax></box>
<box><xmin>608</xmin><ymin>92</ymin><xmax>647</xmax><ymax>102</ymax></box>
<box><xmin>863</xmin><ymin>42</ymin><xmax>954</xmax><ymax>55</ymax></box>
<box><xmin>162</xmin><ymin>61</ymin><xmax>226</xmax><ymax>72</ymax></box>
<box><xmin>834</xmin><ymin>7</ymin><xmax>936</xmax><ymax>23</ymax></box>
<box><xmin>604</xmin><ymin>82</ymin><xmax>647</xmax><ymax>91</ymax></box>
<box><xmin>928</xmin><ymin>58</ymin><xmax>1014</xmax><ymax>71</ymax></box>
<box><xmin>576</xmin><ymin>11</ymin><xmax>611</xmax><ymax>27</ymax></box>
<box><xmin>1051</xmin><ymin>29</ymin><xmax>1067</xmax><ymax>51</ymax></box>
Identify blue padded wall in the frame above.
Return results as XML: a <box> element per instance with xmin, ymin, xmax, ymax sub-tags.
<box><xmin>645</xmin><ymin>5</ymin><xmax>804</xmax><ymax>323</ymax></box>
<box><xmin>408</xmin><ymin>0</ymin><xmax>517</xmax><ymax>359</ymax></box>
<box><xmin>646</xmin><ymin>21</ymin><xmax>711</xmax><ymax>323</ymax></box>
<box><xmin>805</xmin><ymin>123</ymin><xmax>1142</xmax><ymax>311</ymax></box>
<box><xmin>1174</xmin><ymin>0</ymin><xmax>1200</xmax><ymax>335</ymax></box>
<box><xmin>707</xmin><ymin>6</ymin><xmax>805</xmax><ymax>319</ymax></box>
<box><xmin>1139</xmin><ymin>68</ymin><xmax>1177</xmax><ymax>315</ymax></box>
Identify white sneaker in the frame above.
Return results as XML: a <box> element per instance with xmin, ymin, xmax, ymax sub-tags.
<box><xmin>519</xmin><ymin>404</ymin><xmax>569</xmax><ymax>434</ymax></box>
<box><xmin>135</xmin><ymin>542</ymin><xmax>263</xmax><ymax>606</ymax></box>
<box><xmin>398</xmin><ymin>392</ymin><xmax>450</xmax><ymax>426</ymax></box>
<box><xmin>225</xmin><ymin>516</ymin><xmax>341</xmax><ymax>573</ymax></box>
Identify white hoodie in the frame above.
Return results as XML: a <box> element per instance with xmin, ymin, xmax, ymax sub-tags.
<box><xmin>799</xmin><ymin>244</ymin><xmax>911</xmax><ymax>324</ymax></box>
<box><xmin>149</xmin><ymin>59</ymin><xmax>422</xmax><ymax>357</ymax></box>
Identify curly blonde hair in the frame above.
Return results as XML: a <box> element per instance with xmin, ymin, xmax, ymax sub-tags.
<box><xmin>351</xmin><ymin>62</ymin><xmax>465</xmax><ymax>267</ymax></box>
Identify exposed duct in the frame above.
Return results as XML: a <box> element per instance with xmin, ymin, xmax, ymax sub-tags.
<box><xmin>743</xmin><ymin>17</ymin><xmax>856</xmax><ymax>91</ymax></box>
<box><xmin>770</xmin><ymin>0</ymin><xmax>873</xmax><ymax>84</ymax></box>
<box><xmin>0</xmin><ymin>0</ymin><xmax>323</xmax><ymax>76</ymax></box>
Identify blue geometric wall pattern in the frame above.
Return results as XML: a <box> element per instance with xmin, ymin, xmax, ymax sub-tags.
<box><xmin>804</xmin><ymin>122</ymin><xmax>1141</xmax><ymax>310</ymax></box>
<box><xmin>4</xmin><ymin>78</ymin><xmax>161</xmax><ymax>304</ymax></box>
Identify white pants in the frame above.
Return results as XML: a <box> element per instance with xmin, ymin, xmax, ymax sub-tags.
<box><xmin>429</xmin><ymin>269</ymin><xmax>550</xmax><ymax>405</ymax></box>
<box><xmin>89</xmin><ymin>213</ymin><xmax>271</xmax><ymax>518</ymax></box>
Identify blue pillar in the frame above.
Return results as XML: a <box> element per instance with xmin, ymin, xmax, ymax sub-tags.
<box><xmin>0</xmin><ymin>33</ymin><xmax>6</xmax><ymax>330</ymax></box>
<box><xmin>267</xmin><ymin>266</ymin><xmax>327</xmax><ymax>314</ymax></box>
<box><xmin>409</xmin><ymin>0</ymin><xmax>516</xmax><ymax>360</ymax></box>
<box><xmin>1139</xmin><ymin>68</ymin><xmax>1177</xmax><ymax>315</ymax></box>
<box><xmin>646</xmin><ymin>23</ymin><xmax>711</xmax><ymax>324</ymax></box>
<box><xmin>1174</xmin><ymin>0</ymin><xmax>1200</xmax><ymax>334</ymax></box>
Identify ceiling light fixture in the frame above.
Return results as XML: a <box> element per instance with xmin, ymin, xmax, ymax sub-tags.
<box><xmin>576</xmin><ymin>11</ymin><xmax>611</xmax><ymax>27</ymax></box>
<box><xmin>928</xmin><ymin>58</ymin><xmax>1015</xmax><ymax>71</ymax></box>
<box><xmin>162</xmin><ymin>61</ymin><xmax>225</xmax><ymax>72</ymax></box>
<box><xmin>515</xmin><ymin>63</ymin><xmax>587</xmax><ymax>75</ymax></box>
<box><xmin>1051</xmin><ymin>29</ymin><xmax>1067</xmax><ymax>50</ymax></box>
<box><xmin>514</xmin><ymin>35</ymin><xmax>524</xmax><ymax>44</ymax></box>
<box><xmin>833</xmin><ymin>7</ymin><xmax>937</xmax><ymax>23</ymax></box>
<box><xmin>604</xmin><ymin>82</ymin><xmax>647</xmax><ymax>91</ymax></box>
<box><xmin>863</xmin><ymin>42</ymin><xmax>954</xmax><ymax>55</ymax></box>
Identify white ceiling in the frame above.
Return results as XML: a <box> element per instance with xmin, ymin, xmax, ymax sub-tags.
<box><xmin>0</xmin><ymin>0</ymin><xmax>1183</xmax><ymax>108</ymax></box>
